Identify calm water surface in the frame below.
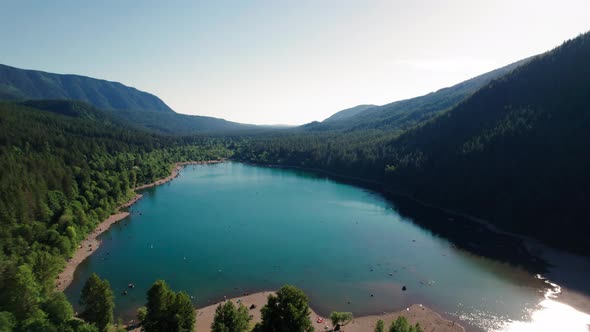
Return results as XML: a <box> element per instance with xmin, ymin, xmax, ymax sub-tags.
<box><xmin>65</xmin><ymin>162</ymin><xmax>590</xmax><ymax>331</ymax></box>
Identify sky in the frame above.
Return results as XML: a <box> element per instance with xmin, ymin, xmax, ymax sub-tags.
<box><xmin>1</xmin><ymin>1</ymin><xmax>589</xmax><ymax>125</ymax></box>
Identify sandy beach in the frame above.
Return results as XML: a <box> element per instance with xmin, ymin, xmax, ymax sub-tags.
<box><xmin>55</xmin><ymin>160</ymin><xmax>224</xmax><ymax>291</ymax></box>
<box><xmin>193</xmin><ymin>292</ymin><xmax>464</xmax><ymax>332</ymax></box>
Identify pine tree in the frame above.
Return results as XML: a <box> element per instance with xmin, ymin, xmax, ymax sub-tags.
<box><xmin>79</xmin><ymin>273</ymin><xmax>114</xmax><ymax>332</ymax></box>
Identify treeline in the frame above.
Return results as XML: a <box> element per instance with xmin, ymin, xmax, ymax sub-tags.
<box><xmin>74</xmin><ymin>276</ymin><xmax>423</xmax><ymax>332</ymax></box>
<box><xmin>234</xmin><ymin>31</ymin><xmax>590</xmax><ymax>256</ymax></box>
<box><xmin>0</xmin><ymin>100</ymin><xmax>231</xmax><ymax>331</ymax></box>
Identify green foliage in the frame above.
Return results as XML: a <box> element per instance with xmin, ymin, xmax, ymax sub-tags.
<box><xmin>68</xmin><ymin>319</ymin><xmax>99</xmax><ymax>332</ymax></box>
<box><xmin>171</xmin><ymin>292</ymin><xmax>195</xmax><ymax>332</ymax></box>
<box><xmin>389</xmin><ymin>316</ymin><xmax>409</xmax><ymax>332</ymax></box>
<box><xmin>144</xmin><ymin>280</ymin><xmax>195</xmax><ymax>332</ymax></box>
<box><xmin>136</xmin><ymin>306</ymin><xmax>147</xmax><ymax>323</ymax></box>
<box><xmin>145</xmin><ymin>280</ymin><xmax>175</xmax><ymax>331</ymax></box>
<box><xmin>0</xmin><ymin>311</ymin><xmax>16</xmax><ymax>332</ymax></box>
<box><xmin>79</xmin><ymin>274</ymin><xmax>114</xmax><ymax>332</ymax></box>
<box><xmin>329</xmin><ymin>311</ymin><xmax>353</xmax><ymax>327</ymax></box>
<box><xmin>211</xmin><ymin>301</ymin><xmax>250</xmax><ymax>332</ymax></box>
<box><xmin>375</xmin><ymin>319</ymin><xmax>385</xmax><ymax>332</ymax></box>
<box><xmin>42</xmin><ymin>292</ymin><xmax>74</xmax><ymax>326</ymax></box>
<box><xmin>388</xmin><ymin>316</ymin><xmax>423</xmax><ymax>332</ymax></box>
<box><xmin>3</xmin><ymin>265</ymin><xmax>41</xmax><ymax>321</ymax></box>
<box><xmin>256</xmin><ymin>285</ymin><xmax>313</xmax><ymax>332</ymax></box>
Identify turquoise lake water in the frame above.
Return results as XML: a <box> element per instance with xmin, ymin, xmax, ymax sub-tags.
<box><xmin>65</xmin><ymin>162</ymin><xmax>590</xmax><ymax>331</ymax></box>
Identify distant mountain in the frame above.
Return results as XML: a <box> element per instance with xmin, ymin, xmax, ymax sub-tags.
<box><xmin>304</xmin><ymin>58</ymin><xmax>530</xmax><ymax>132</ymax></box>
<box><xmin>0</xmin><ymin>64</ymin><xmax>259</xmax><ymax>134</ymax></box>
<box><xmin>322</xmin><ymin>104</ymin><xmax>377</xmax><ymax>123</ymax></box>
<box><xmin>0</xmin><ymin>64</ymin><xmax>173</xmax><ymax>113</ymax></box>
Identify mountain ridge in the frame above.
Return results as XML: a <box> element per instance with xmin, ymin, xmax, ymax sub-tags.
<box><xmin>305</xmin><ymin>57</ymin><xmax>532</xmax><ymax>133</ymax></box>
<box><xmin>0</xmin><ymin>63</ymin><xmax>261</xmax><ymax>134</ymax></box>
<box><xmin>0</xmin><ymin>63</ymin><xmax>174</xmax><ymax>113</ymax></box>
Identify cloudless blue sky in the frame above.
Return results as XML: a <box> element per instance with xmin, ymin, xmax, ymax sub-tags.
<box><xmin>1</xmin><ymin>0</ymin><xmax>589</xmax><ymax>124</ymax></box>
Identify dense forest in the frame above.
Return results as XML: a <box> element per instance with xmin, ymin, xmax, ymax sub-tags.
<box><xmin>234</xmin><ymin>32</ymin><xmax>590</xmax><ymax>256</ymax></box>
<box><xmin>0</xmin><ymin>100</ymin><xmax>231</xmax><ymax>330</ymax></box>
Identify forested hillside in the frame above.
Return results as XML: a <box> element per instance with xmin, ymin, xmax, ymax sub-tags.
<box><xmin>321</xmin><ymin>104</ymin><xmax>377</xmax><ymax>123</ymax></box>
<box><xmin>0</xmin><ymin>64</ymin><xmax>259</xmax><ymax>135</ymax></box>
<box><xmin>0</xmin><ymin>100</ymin><xmax>231</xmax><ymax>331</ymax></box>
<box><xmin>235</xmin><ymin>32</ymin><xmax>590</xmax><ymax>255</ymax></box>
<box><xmin>302</xmin><ymin>58</ymin><xmax>529</xmax><ymax>133</ymax></box>
<box><xmin>0</xmin><ymin>64</ymin><xmax>173</xmax><ymax>113</ymax></box>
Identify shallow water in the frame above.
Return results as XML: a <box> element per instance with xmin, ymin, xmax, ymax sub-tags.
<box><xmin>65</xmin><ymin>162</ymin><xmax>590</xmax><ymax>331</ymax></box>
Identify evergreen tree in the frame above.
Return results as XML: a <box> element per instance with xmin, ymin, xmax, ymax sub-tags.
<box><xmin>256</xmin><ymin>285</ymin><xmax>313</xmax><ymax>332</ymax></box>
<box><xmin>388</xmin><ymin>316</ymin><xmax>423</xmax><ymax>332</ymax></box>
<box><xmin>145</xmin><ymin>280</ymin><xmax>175</xmax><ymax>332</ymax></box>
<box><xmin>171</xmin><ymin>292</ymin><xmax>195</xmax><ymax>332</ymax></box>
<box><xmin>42</xmin><ymin>292</ymin><xmax>74</xmax><ymax>326</ymax></box>
<box><xmin>211</xmin><ymin>300</ymin><xmax>250</xmax><ymax>332</ymax></box>
<box><xmin>4</xmin><ymin>265</ymin><xmax>41</xmax><ymax>321</ymax></box>
<box><xmin>79</xmin><ymin>273</ymin><xmax>114</xmax><ymax>332</ymax></box>
<box><xmin>145</xmin><ymin>280</ymin><xmax>195</xmax><ymax>332</ymax></box>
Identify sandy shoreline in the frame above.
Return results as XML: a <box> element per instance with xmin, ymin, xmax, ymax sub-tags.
<box><xmin>192</xmin><ymin>292</ymin><xmax>464</xmax><ymax>332</ymax></box>
<box><xmin>55</xmin><ymin>160</ymin><xmax>224</xmax><ymax>292</ymax></box>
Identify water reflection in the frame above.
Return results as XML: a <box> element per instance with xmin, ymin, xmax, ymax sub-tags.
<box><xmin>498</xmin><ymin>277</ymin><xmax>590</xmax><ymax>331</ymax></box>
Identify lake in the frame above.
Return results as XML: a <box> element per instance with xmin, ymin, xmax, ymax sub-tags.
<box><xmin>65</xmin><ymin>162</ymin><xmax>590</xmax><ymax>331</ymax></box>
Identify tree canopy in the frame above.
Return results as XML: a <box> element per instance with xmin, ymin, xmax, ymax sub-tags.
<box><xmin>80</xmin><ymin>273</ymin><xmax>114</xmax><ymax>332</ymax></box>
<box><xmin>211</xmin><ymin>300</ymin><xmax>250</xmax><ymax>332</ymax></box>
<box><xmin>255</xmin><ymin>285</ymin><xmax>314</xmax><ymax>332</ymax></box>
<box><xmin>145</xmin><ymin>280</ymin><xmax>195</xmax><ymax>332</ymax></box>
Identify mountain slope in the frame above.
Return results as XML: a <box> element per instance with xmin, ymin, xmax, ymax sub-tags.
<box><xmin>0</xmin><ymin>64</ymin><xmax>173</xmax><ymax>113</ymax></box>
<box><xmin>305</xmin><ymin>58</ymin><xmax>530</xmax><ymax>132</ymax></box>
<box><xmin>381</xmin><ymin>32</ymin><xmax>590</xmax><ymax>254</ymax></box>
<box><xmin>0</xmin><ymin>64</ymin><xmax>261</xmax><ymax>134</ymax></box>
<box><xmin>322</xmin><ymin>104</ymin><xmax>377</xmax><ymax>122</ymax></box>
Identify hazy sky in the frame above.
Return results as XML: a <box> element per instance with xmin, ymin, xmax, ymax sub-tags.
<box><xmin>1</xmin><ymin>1</ymin><xmax>589</xmax><ymax>125</ymax></box>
